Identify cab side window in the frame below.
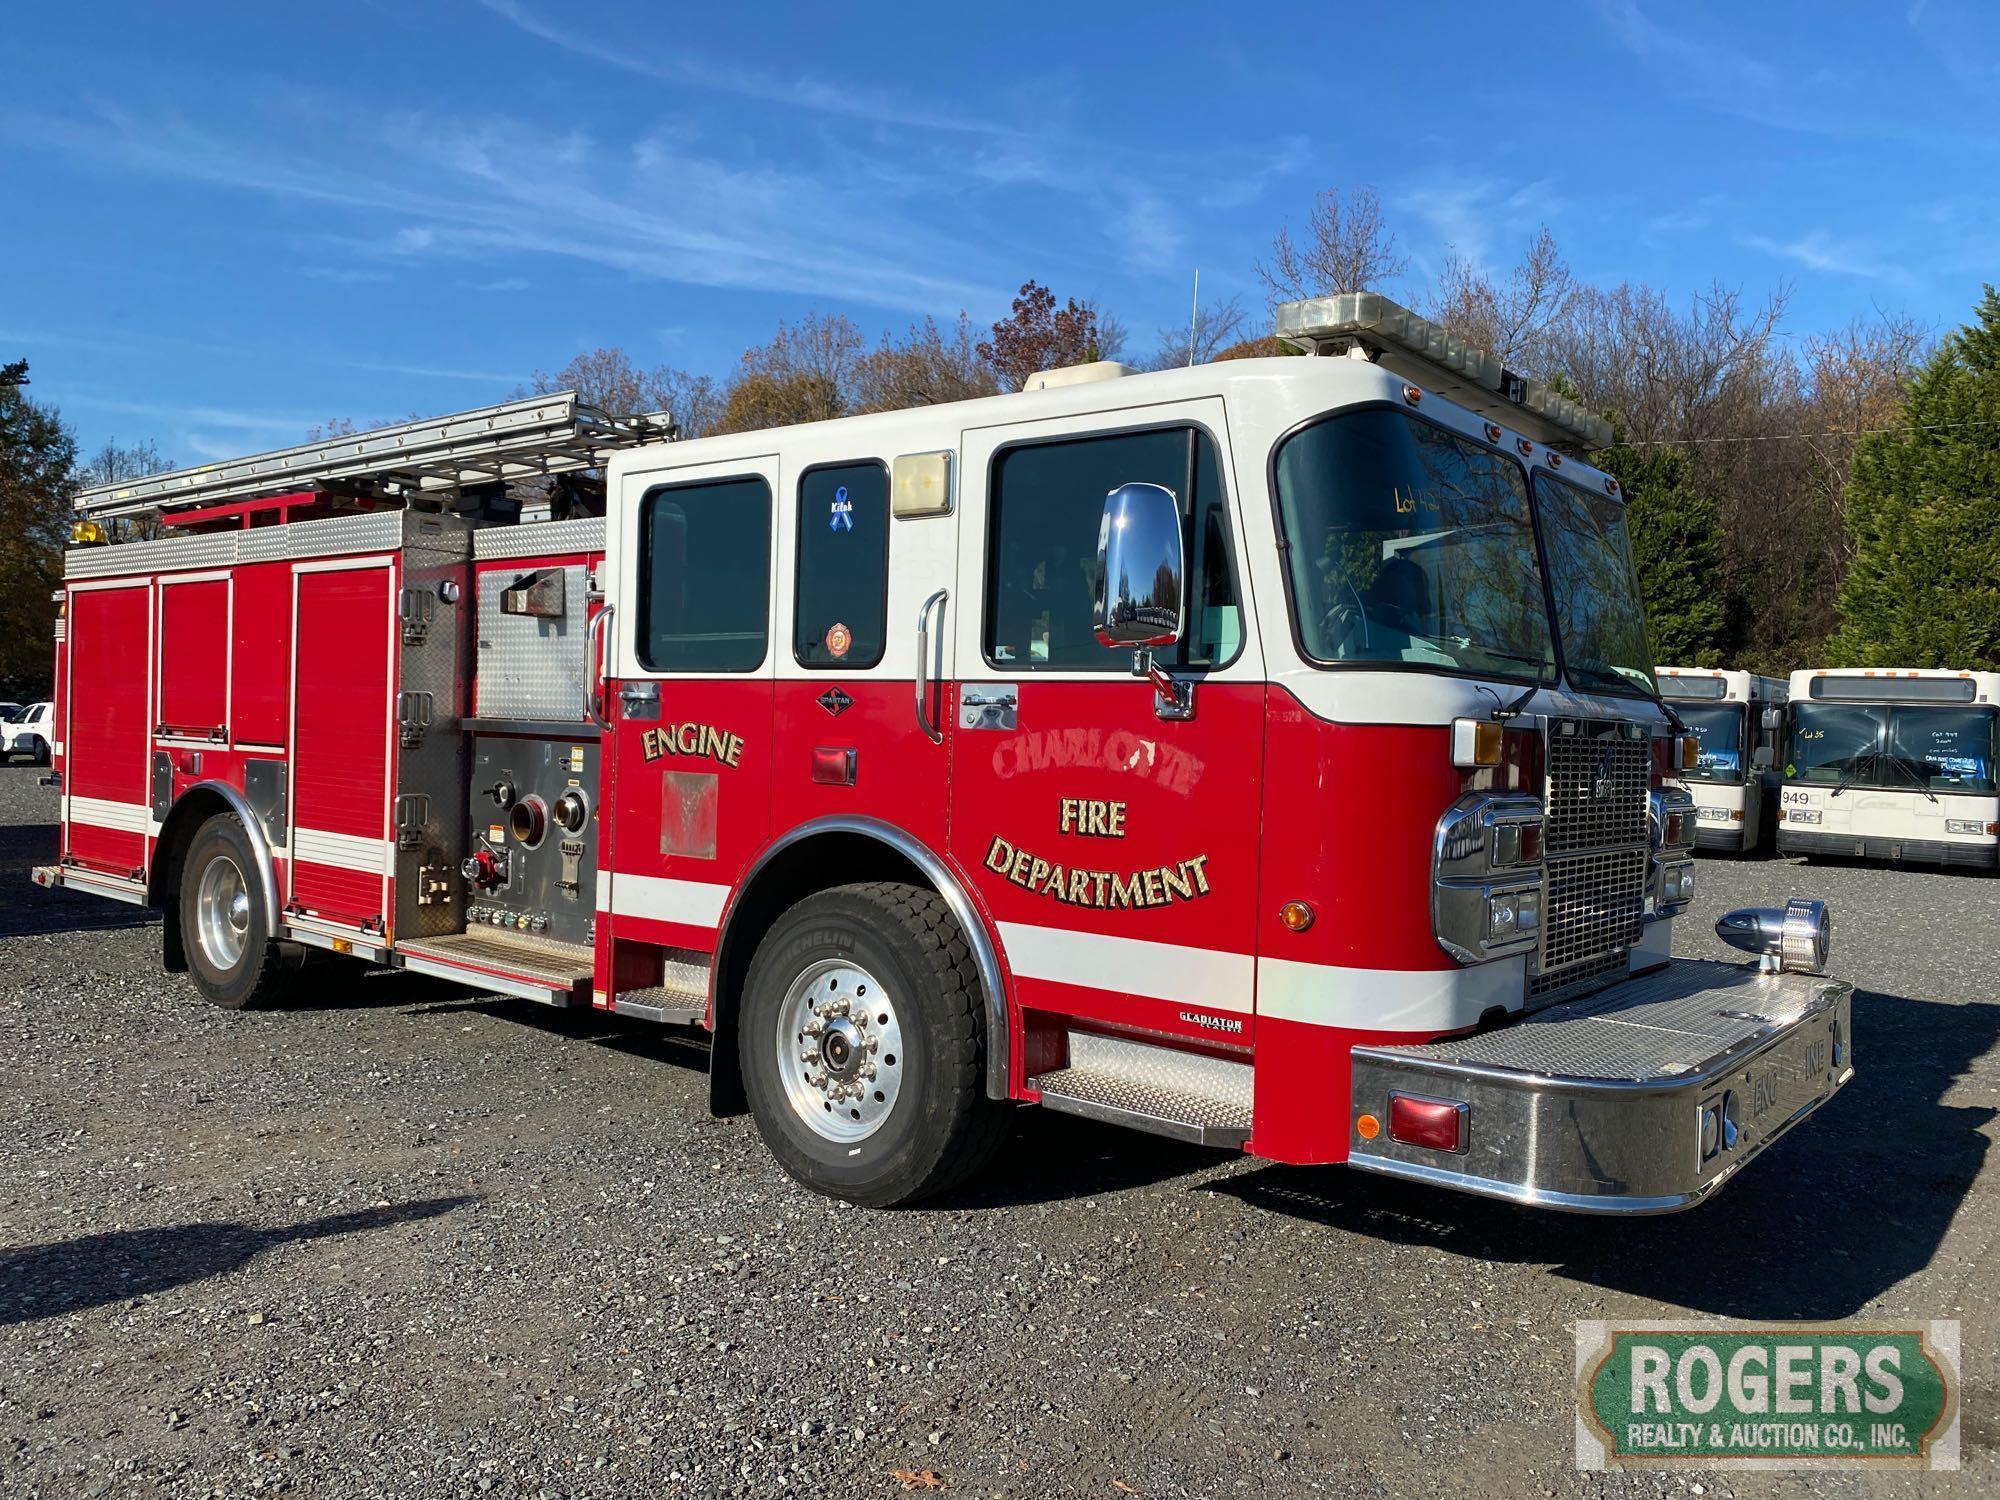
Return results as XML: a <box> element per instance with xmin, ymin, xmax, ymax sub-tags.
<box><xmin>794</xmin><ymin>461</ymin><xmax>889</xmax><ymax>669</ymax></box>
<box><xmin>638</xmin><ymin>475</ymin><xmax>772</xmax><ymax>672</ymax></box>
<box><xmin>984</xmin><ymin>427</ymin><xmax>1240</xmax><ymax>670</ymax></box>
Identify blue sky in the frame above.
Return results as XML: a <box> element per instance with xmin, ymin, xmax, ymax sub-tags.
<box><xmin>5</xmin><ymin>1</ymin><xmax>1997</xmax><ymax>463</ymax></box>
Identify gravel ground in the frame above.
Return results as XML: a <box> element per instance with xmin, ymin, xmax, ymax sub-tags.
<box><xmin>2</xmin><ymin>760</ymin><xmax>1996</xmax><ymax>1499</ymax></box>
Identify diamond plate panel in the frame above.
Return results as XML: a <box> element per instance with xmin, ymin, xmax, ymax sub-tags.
<box><xmin>396</xmin><ymin>929</ymin><xmax>594</xmax><ymax>987</ymax></box>
<box><xmin>1032</xmin><ymin>1031</ymin><xmax>1253</xmax><ymax>1144</ymax></box>
<box><xmin>475</xmin><ymin>564</ymin><xmax>589</xmax><ymax>720</ymax></box>
<box><xmin>472</xmin><ymin>516</ymin><xmax>606</xmax><ymax>561</ymax></box>
<box><xmin>1374</xmin><ymin>960</ymin><xmax>1848</xmax><ymax>1082</ymax></box>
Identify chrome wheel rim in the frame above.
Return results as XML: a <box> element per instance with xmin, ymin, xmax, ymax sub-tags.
<box><xmin>195</xmin><ymin>853</ymin><xmax>252</xmax><ymax>971</ymax></box>
<box><xmin>775</xmin><ymin>959</ymin><xmax>905</xmax><ymax>1143</ymax></box>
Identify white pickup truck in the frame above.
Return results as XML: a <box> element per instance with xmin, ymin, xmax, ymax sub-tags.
<box><xmin>2</xmin><ymin>702</ymin><xmax>53</xmax><ymax>765</ymax></box>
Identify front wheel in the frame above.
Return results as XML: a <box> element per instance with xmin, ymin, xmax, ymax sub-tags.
<box><xmin>179</xmin><ymin>813</ymin><xmax>293</xmax><ymax>1009</ymax></box>
<box><xmin>740</xmin><ymin>882</ymin><xmax>1007</xmax><ymax>1206</ymax></box>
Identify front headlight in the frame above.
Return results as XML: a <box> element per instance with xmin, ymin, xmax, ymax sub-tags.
<box><xmin>1789</xmin><ymin>808</ymin><xmax>1823</xmax><ymax>824</ymax></box>
<box><xmin>1945</xmin><ymin>818</ymin><xmax>1996</xmax><ymax>836</ymax></box>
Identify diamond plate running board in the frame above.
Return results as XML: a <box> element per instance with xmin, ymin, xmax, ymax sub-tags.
<box><xmin>613</xmin><ymin>950</ymin><xmax>711</xmax><ymax>1024</ymax></box>
<box><xmin>1032</xmin><ymin>1032</ymin><xmax>1252</xmax><ymax>1148</ymax></box>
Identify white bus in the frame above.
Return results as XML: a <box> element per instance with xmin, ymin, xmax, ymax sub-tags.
<box><xmin>1777</xmin><ymin>669</ymin><xmax>2000</xmax><ymax>870</ymax></box>
<box><xmin>1657</xmin><ymin>668</ymin><xmax>1788</xmax><ymax>854</ymax></box>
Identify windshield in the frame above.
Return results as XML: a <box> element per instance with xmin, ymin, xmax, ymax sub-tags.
<box><xmin>1680</xmin><ymin>703</ymin><xmax>1747</xmax><ymax>783</ymax></box>
<box><xmin>1786</xmin><ymin>702</ymin><xmax>1997</xmax><ymax>794</ymax></box>
<box><xmin>1273</xmin><ymin>408</ymin><xmax>1556</xmax><ymax>683</ymax></box>
<box><xmin>1888</xmin><ymin>705</ymin><xmax>1997</xmax><ymax>793</ymax></box>
<box><xmin>1533</xmin><ymin>472</ymin><xmax>1655</xmax><ymax>697</ymax></box>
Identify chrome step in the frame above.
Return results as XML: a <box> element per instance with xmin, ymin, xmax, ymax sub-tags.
<box><xmin>395</xmin><ymin>929</ymin><xmax>593</xmax><ymax>1007</ymax></box>
<box><xmin>613</xmin><ymin>948</ymin><xmax>711</xmax><ymax>1024</ymax></box>
<box><xmin>1031</xmin><ymin>1032</ymin><xmax>1253</xmax><ymax>1148</ymax></box>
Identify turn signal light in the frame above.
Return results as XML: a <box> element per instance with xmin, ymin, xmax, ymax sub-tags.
<box><xmin>1451</xmin><ymin>717</ymin><xmax>1504</xmax><ymax>768</ymax></box>
<box><xmin>1278</xmin><ymin>900</ymin><xmax>1315</xmax><ymax>933</ymax></box>
<box><xmin>1388</xmin><ymin>1093</ymin><xmax>1467</xmax><ymax>1153</ymax></box>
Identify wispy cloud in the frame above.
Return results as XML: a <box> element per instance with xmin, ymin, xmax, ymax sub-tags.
<box><xmin>1739</xmin><ymin>230</ymin><xmax>1916</xmax><ymax>287</ymax></box>
<box><xmin>1397</xmin><ymin>176</ymin><xmax>1566</xmax><ymax>274</ymax></box>
<box><xmin>475</xmin><ymin>0</ymin><xmax>1014</xmax><ymax>139</ymax></box>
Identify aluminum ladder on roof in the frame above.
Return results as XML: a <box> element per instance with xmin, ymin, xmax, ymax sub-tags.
<box><xmin>72</xmin><ymin>391</ymin><xmax>674</xmax><ymax>520</ymax></box>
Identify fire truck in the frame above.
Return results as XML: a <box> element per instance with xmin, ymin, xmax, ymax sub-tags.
<box><xmin>36</xmin><ymin>294</ymin><xmax>1854</xmax><ymax>1212</ymax></box>
<box><xmin>1777</xmin><ymin>667</ymin><xmax>1999</xmax><ymax>869</ymax></box>
<box><xmin>1656</xmin><ymin>668</ymin><xmax>1788</xmax><ymax>854</ymax></box>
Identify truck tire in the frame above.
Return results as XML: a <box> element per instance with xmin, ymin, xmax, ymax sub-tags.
<box><xmin>179</xmin><ymin>813</ymin><xmax>292</xmax><ymax>1010</ymax></box>
<box><xmin>740</xmin><ymin>882</ymin><xmax>1008</xmax><ymax>1206</ymax></box>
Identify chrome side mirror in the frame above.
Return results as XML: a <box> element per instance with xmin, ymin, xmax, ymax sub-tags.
<box><xmin>1761</xmin><ymin>706</ymin><xmax>1783</xmax><ymax>732</ymax></box>
<box><xmin>1094</xmin><ymin>481</ymin><xmax>1192</xmax><ymax>720</ymax></box>
<box><xmin>1716</xmin><ymin>897</ymin><xmax>1832</xmax><ymax>974</ymax></box>
<box><xmin>1094</xmin><ymin>482</ymin><xmax>1185</xmax><ymax>651</ymax></box>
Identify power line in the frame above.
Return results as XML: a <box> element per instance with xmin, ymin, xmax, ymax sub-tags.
<box><xmin>1624</xmin><ymin>416</ymin><xmax>2000</xmax><ymax>447</ymax></box>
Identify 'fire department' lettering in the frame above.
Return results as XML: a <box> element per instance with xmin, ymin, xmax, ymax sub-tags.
<box><xmin>983</xmin><ymin>835</ymin><xmax>1210</xmax><ymax>909</ymax></box>
<box><xmin>1058</xmin><ymin>798</ymin><xmax>1127</xmax><ymax>838</ymax></box>
<box><xmin>641</xmin><ymin>723</ymin><xmax>744</xmax><ymax>768</ymax></box>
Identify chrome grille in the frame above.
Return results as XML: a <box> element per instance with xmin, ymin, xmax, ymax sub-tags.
<box><xmin>1537</xmin><ymin>718</ymin><xmax>1650</xmax><ymax>987</ymax></box>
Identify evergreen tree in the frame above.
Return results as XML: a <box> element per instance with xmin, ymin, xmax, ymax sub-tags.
<box><xmin>0</xmin><ymin>360</ymin><xmax>77</xmax><ymax>696</ymax></box>
<box><xmin>1591</xmin><ymin>442</ymin><xmax>1728</xmax><ymax>666</ymax></box>
<box><xmin>1827</xmin><ymin>285</ymin><xmax>2000</xmax><ymax>668</ymax></box>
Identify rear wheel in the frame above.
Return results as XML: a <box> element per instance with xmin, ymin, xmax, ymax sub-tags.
<box><xmin>740</xmin><ymin>882</ymin><xmax>1007</xmax><ymax>1206</ymax></box>
<box><xmin>28</xmin><ymin>737</ymin><xmax>49</xmax><ymax>767</ymax></box>
<box><xmin>179</xmin><ymin>813</ymin><xmax>293</xmax><ymax>1009</ymax></box>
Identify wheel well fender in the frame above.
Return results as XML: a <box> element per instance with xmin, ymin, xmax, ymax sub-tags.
<box><xmin>148</xmin><ymin>782</ymin><xmax>283</xmax><ymax>973</ymax></box>
<box><xmin>705</xmin><ymin>817</ymin><xmax>1011</xmax><ymax>1116</ymax></box>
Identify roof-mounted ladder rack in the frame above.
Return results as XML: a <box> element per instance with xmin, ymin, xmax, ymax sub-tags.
<box><xmin>73</xmin><ymin>391</ymin><xmax>673</xmax><ymax>520</ymax></box>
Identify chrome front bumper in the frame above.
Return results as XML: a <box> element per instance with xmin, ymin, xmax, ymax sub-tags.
<box><xmin>1347</xmin><ymin>958</ymin><xmax>1853</xmax><ymax>1214</ymax></box>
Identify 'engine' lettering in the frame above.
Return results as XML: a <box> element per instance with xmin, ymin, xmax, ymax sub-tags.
<box><xmin>641</xmin><ymin>723</ymin><xmax>744</xmax><ymax>768</ymax></box>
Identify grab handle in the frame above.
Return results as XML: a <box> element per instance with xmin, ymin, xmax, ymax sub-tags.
<box><xmin>914</xmin><ymin>589</ymin><xmax>947</xmax><ymax>744</ymax></box>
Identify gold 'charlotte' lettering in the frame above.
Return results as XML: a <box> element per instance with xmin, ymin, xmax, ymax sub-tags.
<box><xmin>984</xmin><ymin>835</ymin><xmax>1210</xmax><ymax>909</ymax></box>
<box><xmin>641</xmin><ymin>723</ymin><xmax>745</xmax><ymax>768</ymax></box>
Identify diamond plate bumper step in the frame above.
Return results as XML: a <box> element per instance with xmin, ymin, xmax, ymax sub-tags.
<box><xmin>1031</xmin><ymin>1031</ymin><xmax>1253</xmax><ymax>1148</ymax></box>
<box><xmin>394</xmin><ymin>929</ymin><xmax>593</xmax><ymax>1007</ymax></box>
<box><xmin>1346</xmin><ymin>957</ymin><xmax>1855</xmax><ymax>1214</ymax></box>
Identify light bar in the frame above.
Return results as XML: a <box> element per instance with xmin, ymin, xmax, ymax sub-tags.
<box><xmin>1273</xmin><ymin>292</ymin><xmax>1615</xmax><ymax>452</ymax></box>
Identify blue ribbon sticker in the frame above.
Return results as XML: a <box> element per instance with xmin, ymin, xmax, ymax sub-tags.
<box><xmin>830</xmin><ymin>485</ymin><xmax>854</xmax><ymax>533</ymax></box>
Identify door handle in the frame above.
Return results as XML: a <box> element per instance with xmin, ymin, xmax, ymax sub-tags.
<box><xmin>959</xmin><ymin>685</ymin><xmax>1018</xmax><ymax>731</ymax></box>
<box><xmin>914</xmin><ymin>588</ymin><xmax>947</xmax><ymax>744</ymax></box>
<box><xmin>585</xmin><ymin>602</ymin><xmax>614</xmax><ymax>730</ymax></box>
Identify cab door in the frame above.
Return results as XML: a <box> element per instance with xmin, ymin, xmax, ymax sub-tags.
<box><xmin>947</xmin><ymin>404</ymin><xmax>1266</xmax><ymax>1075</ymax></box>
<box><xmin>600</xmin><ymin>453</ymin><xmax>780</xmax><ymax>1000</ymax></box>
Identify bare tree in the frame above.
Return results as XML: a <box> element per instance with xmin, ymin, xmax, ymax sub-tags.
<box><xmin>520</xmin><ymin>347</ymin><xmax>724</xmax><ymax>437</ymax></box>
<box><xmin>854</xmin><ymin>314</ymin><xmax>1000</xmax><ymax>413</ymax></box>
<box><xmin>1428</xmin><ymin>226</ymin><xmax>1577</xmax><ymax>369</ymax></box>
<box><xmin>1146</xmin><ymin>294</ymin><xmax>1249</xmax><ymax>370</ymax></box>
<box><xmin>1255</xmin><ymin>186</ymin><xmax>1409</xmax><ymax>305</ymax></box>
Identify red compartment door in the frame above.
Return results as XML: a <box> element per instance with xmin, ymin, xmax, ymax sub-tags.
<box><xmin>63</xmin><ymin>583</ymin><xmax>154</xmax><ymax>875</ymax></box>
<box><xmin>288</xmin><ymin>562</ymin><xmax>396</xmax><ymax>929</ymax></box>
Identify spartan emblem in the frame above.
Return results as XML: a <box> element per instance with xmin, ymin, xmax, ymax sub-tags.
<box><xmin>1591</xmin><ymin>745</ymin><xmax>1616</xmax><ymax>802</ymax></box>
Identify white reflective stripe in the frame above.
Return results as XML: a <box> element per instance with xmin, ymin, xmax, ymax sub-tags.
<box><xmin>293</xmin><ymin>827</ymin><xmax>394</xmax><ymax>876</ymax></box>
<box><xmin>68</xmin><ymin>796</ymin><xmax>150</xmax><ymax>834</ymax></box>
<box><xmin>609</xmin><ymin>871</ymin><xmax>730</xmax><ymax>929</ymax></box>
<box><xmin>995</xmin><ymin>921</ymin><xmax>1255</xmax><ymax>1013</ymax></box>
<box><xmin>1256</xmin><ymin>954</ymin><xmax>1525</xmax><ymax>1032</ymax></box>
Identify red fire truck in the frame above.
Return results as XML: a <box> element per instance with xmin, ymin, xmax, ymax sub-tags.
<box><xmin>37</xmin><ymin>294</ymin><xmax>1853</xmax><ymax>1211</ymax></box>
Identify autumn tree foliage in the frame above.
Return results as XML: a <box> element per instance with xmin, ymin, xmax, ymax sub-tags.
<box><xmin>977</xmin><ymin>281</ymin><xmax>1109</xmax><ymax>393</ymax></box>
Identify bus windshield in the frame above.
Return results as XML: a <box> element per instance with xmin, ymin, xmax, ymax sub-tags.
<box><xmin>1679</xmin><ymin>703</ymin><xmax>1746</xmax><ymax>783</ymax></box>
<box><xmin>1273</xmin><ymin>408</ymin><xmax>1556</xmax><ymax>685</ymax></box>
<box><xmin>1533</xmin><ymin>472</ymin><xmax>1656</xmax><ymax>698</ymax></box>
<box><xmin>1787</xmin><ymin>701</ymin><xmax>1998</xmax><ymax>795</ymax></box>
